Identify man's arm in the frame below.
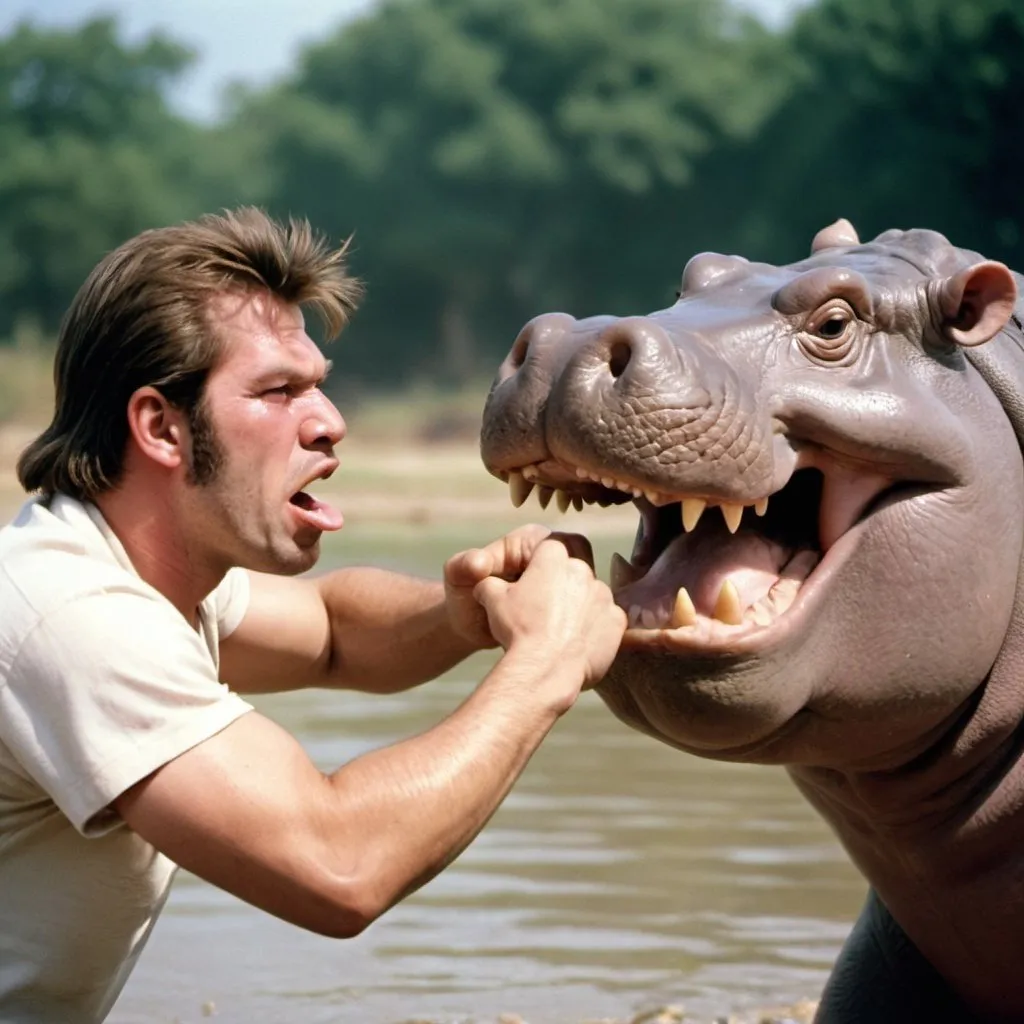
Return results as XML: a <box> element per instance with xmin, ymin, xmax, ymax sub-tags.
<box><xmin>219</xmin><ymin>524</ymin><xmax>563</xmax><ymax>694</ymax></box>
<box><xmin>219</xmin><ymin>566</ymin><xmax>472</xmax><ymax>694</ymax></box>
<box><xmin>116</xmin><ymin>539</ymin><xmax>626</xmax><ymax>937</ymax></box>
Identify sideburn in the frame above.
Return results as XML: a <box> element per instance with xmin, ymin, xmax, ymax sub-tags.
<box><xmin>186</xmin><ymin>400</ymin><xmax>226</xmax><ymax>486</ymax></box>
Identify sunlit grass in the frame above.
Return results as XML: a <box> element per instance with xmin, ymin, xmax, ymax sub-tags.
<box><xmin>0</xmin><ymin>328</ymin><xmax>54</xmax><ymax>428</ymax></box>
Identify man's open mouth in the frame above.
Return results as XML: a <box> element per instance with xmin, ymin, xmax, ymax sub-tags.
<box><xmin>501</xmin><ymin>453</ymin><xmax>911</xmax><ymax>645</ymax></box>
<box><xmin>287</xmin><ymin>461</ymin><xmax>344</xmax><ymax>533</ymax></box>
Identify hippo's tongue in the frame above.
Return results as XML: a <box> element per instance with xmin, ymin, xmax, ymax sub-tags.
<box><xmin>616</xmin><ymin>528</ymin><xmax>818</xmax><ymax>629</ymax></box>
<box><xmin>649</xmin><ymin>530</ymin><xmax>787</xmax><ymax>610</ymax></box>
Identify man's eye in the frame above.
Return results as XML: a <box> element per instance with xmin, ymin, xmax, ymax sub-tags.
<box><xmin>263</xmin><ymin>385</ymin><xmax>292</xmax><ymax>397</ymax></box>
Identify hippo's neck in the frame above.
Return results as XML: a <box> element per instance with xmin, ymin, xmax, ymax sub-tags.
<box><xmin>790</xmin><ymin>691</ymin><xmax>1024</xmax><ymax>858</ymax></box>
<box><xmin>791</xmin><ymin>705</ymin><xmax>1024</xmax><ymax>1014</ymax></box>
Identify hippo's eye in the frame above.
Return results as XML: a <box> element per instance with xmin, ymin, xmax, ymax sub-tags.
<box><xmin>817</xmin><ymin>316</ymin><xmax>846</xmax><ymax>339</ymax></box>
<box><xmin>799</xmin><ymin>301</ymin><xmax>860</xmax><ymax>364</ymax></box>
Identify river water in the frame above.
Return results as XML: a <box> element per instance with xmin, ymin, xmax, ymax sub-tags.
<box><xmin>109</xmin><ymin>520</ymin><xmax>865</xmax><ymax>1024</ymax></box>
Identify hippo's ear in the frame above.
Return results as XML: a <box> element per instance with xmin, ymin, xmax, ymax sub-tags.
<box><xmin>811</xmin><ymin>218</ymin><xmax>860</xmax><ymax>252</ymax></box>
<box><xmin>939</xmin><ymin>261</ymin><xmax>1018</xmax><ymax>347</ymax></box>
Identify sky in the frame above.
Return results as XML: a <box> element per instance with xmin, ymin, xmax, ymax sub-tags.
<box><xmin>2</xmin><ymin>0</ymin><xmax>809</xmax><ymax>121</ymax></box>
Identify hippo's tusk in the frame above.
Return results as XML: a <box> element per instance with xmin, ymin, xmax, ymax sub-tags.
<box><xmin>713</xmin><ymin>580</ymin><xmax>744</xmax><ymax>625</ymax></box>
<box><xmin>682</xmin><ymin>497</ymin><xmax>707</xmax><ymax>532</ymax></box>
<box><xmin>610</xmin><ymin>552</ymin><xmax>640</xmax><ymax>590</ymax></box>
<box><xmin>721</xmin><ymin>502</ymin><xmax>744</xmax><ymax>534</ymax></box>
<box><xmin>671</xmin><ymin>587</ymin><xmax>698</xmax><ymax>628</ymax></box>
<box><xmin>509</xmin><ymin>470</ymin><xmax>534</xmax><ymax>508</ymax></box>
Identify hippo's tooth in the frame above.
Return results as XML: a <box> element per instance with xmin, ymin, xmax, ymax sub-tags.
<box><xmin>571</xmin><ymin>495</ymin><xmax>584</xmax><ymax>511</ymax></box>
<box><xmin>509</xmin><ymin>471</ymin><xmax>534</xmax><ymax>508</ymax></box>
<box><xmin>522</xmin><ymin>464</ymin><xmax>540</xmax><ymax>481</ymax></box>
<box><xmin>610</xmin><ymin>552</ymin><xmax>640</xmax><ymax>591</ymax></box>
<box><xmin>640</xmin><ymin>607</ymin><xmax>660</xmax><ymax>629</ymax></box>
<box><xmin>721</xmin><ymin>502</ymin><xmax>743</xmax><ymax>534</ymax></box>
<box><xmin>536</xmin><ymin>486</ymin><xmax>554</xmax><ymax>509</ymax></box>
<box><xmin>751</xmin><ymin>601</ymin><xmax>773</xmax><ymax>626</ymax></box>
<box><xmin>712</xmin><ymin>579</ymin><xmax>744</xmax><ymax>625</ymax></box>
<box><xmin>754</xmin><ymin>497</ymin><xmax>769</xmax><ymax>517</ymax></box>
<box><xmin>670</xmin><ymin>587</ymin><xmax>698</xmax><ymax>628</ymax></box>
<box><xmin>555</xmin><ymin>489</ymin><xmax>571</xmax><ymax>513</ymax></box>
<box><xmin>628</xmin><ymin>604</ymin><xmax>644</xmax><ymax>628</ymax></box>
<box><xmin>575</xmin><ymin>467</ymin><xmax>589</xmax><ymax>479</ymax></box>
<box><xmin>681</xmin><ymin>498</ymin><xmax>706</xmax><ymax>532</ymax></box>
<box><xmin>645</xmin><ymin>490</ymin><xmax>660</xmax><ymax>504</ymax></box>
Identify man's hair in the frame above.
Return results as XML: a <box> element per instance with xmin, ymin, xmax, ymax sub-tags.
<box><xmin>17</xmin><ymin>206</ymin><xmax>362</xmax><ymax>500</ymax></box>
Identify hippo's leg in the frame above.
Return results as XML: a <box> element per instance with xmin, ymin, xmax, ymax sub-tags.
<box><xmin>816</xmin><ymin>889</ymin><xmax>972</xmax><ymax>1023</ymax></box>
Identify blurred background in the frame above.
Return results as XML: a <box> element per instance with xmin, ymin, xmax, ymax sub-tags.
<box><xmin>2</xmin><ymin>0</ymin><xmax>1022</xmax><ymax>421</ymax></box>
<box><xmin>1</xmin><ymin>1</ymin><xmax>1022</xmax><ymax>1022</ymax></box>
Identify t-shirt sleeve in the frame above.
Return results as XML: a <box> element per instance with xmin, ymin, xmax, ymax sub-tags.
<box><xmin>0</xmin><ymin>587</ymin><xmax>254</xmax><ymax>836</ymax></box>
<box><xmin>213</xmin><ymin>566</ymin><xmax>251</xmax><ymax>639</ymax></box>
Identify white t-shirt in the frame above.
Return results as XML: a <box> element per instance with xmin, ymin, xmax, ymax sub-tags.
<box><xmin>0</xmin><ymin>494</ymin><xmax>254</xmax><ymax>1023</ymax></box>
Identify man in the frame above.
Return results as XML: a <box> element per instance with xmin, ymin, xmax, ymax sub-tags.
<box><xmin>0</xmin><ymin>207</ymin><xmax>627</xmax><ymax>1023</ymax></box>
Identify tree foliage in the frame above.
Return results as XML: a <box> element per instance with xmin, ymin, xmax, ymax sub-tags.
<box><xmin>0</xmin><ymin>17</ymin><xmax>250</xmax><ymax>337</ymax></box>
<box><xmin>1</xmin><ymin>0</ymin><xmax>1021</xmax><ymax>388</ymax></box>
<box><xmin>698</xmin><ymin>0</ymin><xmax>1024</xmax><ymax>263</ymax></box>
<box><xmin>237</xmin><ymin>0</ymin><xmax>780</xmax><ymax>382</ymax></box>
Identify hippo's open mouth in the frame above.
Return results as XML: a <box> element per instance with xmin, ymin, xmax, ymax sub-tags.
<box><xmin>503</xmin><ymin>453</ymin><xmax>908</xmax><ymax>648</ymax></box>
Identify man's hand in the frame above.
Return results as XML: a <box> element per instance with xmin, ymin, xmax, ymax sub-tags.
<box><xmin>444</xmin><ymin>524</ymin><xmax>596</xmax><ymax>649</ymax></box>
<box><xmin>473</xmin><ymin>537</ymin><xmax>626</xmax><ymax>710</ymax></box>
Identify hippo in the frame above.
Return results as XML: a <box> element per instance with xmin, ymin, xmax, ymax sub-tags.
<box><xmin>479</xmin><ymin>219</ymin><xmax>1024</xmax><ymax>1022</ymax></box>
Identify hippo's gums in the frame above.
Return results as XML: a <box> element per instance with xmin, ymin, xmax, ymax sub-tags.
<box><xmin>479</xmin><ymin>220</ymin><xmax>1024</xmax><ymax>1022</ymax></box>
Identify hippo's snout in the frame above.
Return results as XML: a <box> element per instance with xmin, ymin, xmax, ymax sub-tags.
<box><xmin>483</xmin><ymin>309</ymin><xmax>773</xmax><ymax>507</ymax></box>
<box><xmin>491</xmin><ymin>312</ymin><xmax>689</xmax><ymax>407</ymax></box>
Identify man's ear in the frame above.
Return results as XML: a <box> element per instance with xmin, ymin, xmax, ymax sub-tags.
<box><xmin>126</xmin><ymin>387</ymin><xmax>186</xmax><ymax>470</ymax></box>
<box><xmin>938</xmin><ymin>261</ymin><xmax>1018</xmax><ymax>347</ymax></box>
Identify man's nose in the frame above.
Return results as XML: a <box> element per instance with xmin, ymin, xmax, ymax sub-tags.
<box><xmin>300</xmin><ymin>394</ymin><xmax>346</xmax><ymax>449</ymax></box>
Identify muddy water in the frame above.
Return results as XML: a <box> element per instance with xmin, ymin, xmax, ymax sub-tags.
<box><xmin>109</xmin><ymin>524</ymin><xmax>865</xmax><ymax>1024</ymax></box>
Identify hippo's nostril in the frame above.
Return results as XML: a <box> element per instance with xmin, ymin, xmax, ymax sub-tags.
<box><xmin>509</xmin><ymin>335</ymin><xmax>530</xmax><ymax>370</ymax></box>
<box><xmin>609</xmin><ymin>340</ymin><xmax>632</xmax><ymax>379</ymax></box>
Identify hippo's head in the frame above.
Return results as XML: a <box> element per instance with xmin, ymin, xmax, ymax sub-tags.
<box><xmin>480</xmin><ymin>220</ymin><xmax>1024</xmax><ymax>769</ymax></box>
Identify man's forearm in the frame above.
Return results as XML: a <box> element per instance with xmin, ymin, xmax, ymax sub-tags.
<box><xmin>315</xmin><ymin>566</ymin><xmax>481</xmax><ymax>692</ymax></box>
<box><xmin>317</xmin><ymin>646</ymin><xmax>574</xmax><ymax>927</ymax></box>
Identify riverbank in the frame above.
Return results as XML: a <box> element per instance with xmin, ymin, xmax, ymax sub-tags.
<box><xmin>0</xmin><ymin>423</ymin><xmax>637</xmax><ymax>539</ymax></box>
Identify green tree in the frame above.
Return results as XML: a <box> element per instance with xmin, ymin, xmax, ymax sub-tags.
<box><xmin>242</xmin><ymin>0</ymin><xmax>782</xmax><ymax>384</ymax></box>
<box><xmin>0</xmin><ymin>17</ymin><xmax>249</xmax><ymax>338</ymax></box>
<box><xmin>698</xmin><ymin>0</ymin><xmax>1024</xmax><ymax>264</ymax></box>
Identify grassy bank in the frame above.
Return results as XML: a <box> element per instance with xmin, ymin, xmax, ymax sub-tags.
<box><xmin>0</xmin><ymin>362</ymin><xmax>636</xmax><ymax>542</ymax></box>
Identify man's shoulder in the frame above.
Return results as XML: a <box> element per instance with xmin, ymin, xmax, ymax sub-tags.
<box><xmin>0</xmin><ymin>495</ymin><xmax>156</xmax><ymax>638</ymax></box>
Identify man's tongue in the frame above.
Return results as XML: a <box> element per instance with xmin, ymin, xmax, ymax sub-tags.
<box><xmin>289</xmin><ymin>491</ymin><xmax>344</xmax><ymax>532</ymax></box>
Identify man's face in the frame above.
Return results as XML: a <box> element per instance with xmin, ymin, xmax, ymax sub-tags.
<box><xmin>178</xmin><ymin>291</ymin><xmax>346</xmax><ymax>576</ymax></box>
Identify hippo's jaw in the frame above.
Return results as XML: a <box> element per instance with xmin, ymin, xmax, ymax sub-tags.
<box><xmin>614</xmin><ymin>459</ymin><xmax>899</xmax><ymax>650</ymax></box>
<box><xmin>503</xmin><ymin>441</ymin><xmax>925</xmax><ymax>656</ymax></box>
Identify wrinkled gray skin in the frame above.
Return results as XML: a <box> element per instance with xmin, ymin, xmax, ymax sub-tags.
<box><xmin>479</xmin><ymin>220</ymin><xmax>1024</xmax><ymax>1022</ymax></box>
